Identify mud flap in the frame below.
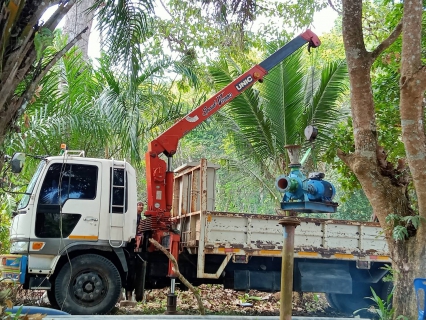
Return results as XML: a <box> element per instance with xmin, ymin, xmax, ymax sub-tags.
<box><xmin>294</xmin><ymin>262</ymin><xmax>352</xmax><ymax>294</ymax></box>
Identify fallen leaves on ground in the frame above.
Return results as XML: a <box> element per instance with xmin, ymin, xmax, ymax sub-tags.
<box><xmin>115</xmin><ymin>284</ymin><xmax>346</xmax><ymax>317</ymax></box>
<box><xmin>0</xmin><ymin>283</ymin><xmax>347</xmax><ymax>317</ymax></box>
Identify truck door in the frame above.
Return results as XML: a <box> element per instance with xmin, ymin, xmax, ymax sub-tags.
<box><xmin>33</xmin><ymin>162</ymin><xmax>101</xmax><ymax>244</ymax></box>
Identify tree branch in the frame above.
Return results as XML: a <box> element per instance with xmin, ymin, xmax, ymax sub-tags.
<box><xmin>328</xmin><ymin>0</ymin><xmax>342</xmax><ymax>15</ymax></box>
<box><xmin>1</xmin><ymin>1</ymin><xmax>77</xmax><ymax>115</ymax></box>
<box><xmin>3</xmin><ymin>1</ymin><xmax>75</xmax><ymax>80</ymax></box>
<box><xmin>336</xmin><ymin>149</ymin><xmax>351</xmax><ymax>167</ymax></box>
<box><xmin>149</xmin><ymin>238</ymin><xmax>205</xmax><ymax>315</ymax></box>
<box><xmin>371</xmin><ymin>21</ymin><xmax>403</xmax><ymax>61</ymax></box>
<box><xmin>158</xmin><ymin>0</ymin><xmax>173</xmax><ymax>19</ymax></box>
<box><xmin>44</xmin><ymin>0</ymin><xmax>77</xmax><ymax>31</ymax></box>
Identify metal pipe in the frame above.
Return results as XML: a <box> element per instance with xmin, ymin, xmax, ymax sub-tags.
<box><xmin>165</xmin><ymin>277</ymin><xmax>178</xmax><ymax>315</ymax></box>
<box><xmin>170</xmin><ymin>278</ymin><xmax>175</xmax><ymax>294</ymax></box>
<box><xmin>279</xmin><ymin>217</ymin><xmax>300</xmax><ymax>320</ymax></box>
<box><xmin>167</xmin><ymin>156</ymin><xmax>173</xmax><ymax>171</ymax></box>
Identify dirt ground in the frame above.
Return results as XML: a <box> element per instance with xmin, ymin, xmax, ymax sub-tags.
<box><xmin>2</xmin><ymin>284</ymin><xmax>353</xmax><ymax>317</ymax></box>
<box><xmin>115</xmin><ymin>285</ymin><xmax>349</xmax><ymax>317</ymax></box>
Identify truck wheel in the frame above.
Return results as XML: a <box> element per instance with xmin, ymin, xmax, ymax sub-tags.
<box><xmin>54</xmin><ymin>254</ymin><xmax>122</xmax><ymax>315</ymax></box>
<box><xmin>46</xmin><ymin>289</ymin><xmax>59</xmax><ymax>309</ymax></box>
<box><xmin>381</xmin><ymin>281</ymin><xmax>394</xmax><ymax>302</ymax></box>
<box><xmin>325</xmin><ymin>283</ymin><xmax>373</xmax><ymax>315</ymax></box>
<box><xmin>325</xmin><ymin>292</ymin><xmax>369</xmax><ymax>315</ymax></box>
<box><xmin>325</xmin><ymin>293</ymin><xmax>340</xmax><ymax>310</ymax></box>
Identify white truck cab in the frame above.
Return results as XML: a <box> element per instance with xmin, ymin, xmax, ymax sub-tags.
<box><xmin>7</xmin><ymin>151</ymin><xmax>137</xmax><ymax>296</ymax></box>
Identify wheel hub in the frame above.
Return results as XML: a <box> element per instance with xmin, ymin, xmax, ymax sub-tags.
<box><xmin>73</xmin><ymin>272</ymin><xmax>105</xmax><ymax>302</ymax></box>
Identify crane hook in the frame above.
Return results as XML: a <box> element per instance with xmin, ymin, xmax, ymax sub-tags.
<box><xmin>304</xmin><ymin>125</ymin><xmax>318</xmax><ymax>142</ymax></box>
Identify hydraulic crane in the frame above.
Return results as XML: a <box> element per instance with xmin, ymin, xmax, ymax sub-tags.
<box><xmin>143</xmin><ymin>30</ymin><xmax>321</xmax><ymax>277</ymax></box>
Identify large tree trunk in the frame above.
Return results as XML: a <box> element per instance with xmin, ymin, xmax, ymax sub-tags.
<box><xmin>62</xmin><ymin>0</ymin><xmax>95</xmax><ymax>60</ymax></box>
<box><xmin>396</xmin><ymin>0</ymin><xmax>426</xmax><ymax>316</ymax></box>
<box><xmin>339</xmin><ymin>0</ymin><xmax>426</xmax><ymax>318</ymax></box>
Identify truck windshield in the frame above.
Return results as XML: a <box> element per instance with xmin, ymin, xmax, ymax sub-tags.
<box><xmin>17</xmin><ymin>161</ymin><xmax>46</xmax><ymax>209</ymax></box>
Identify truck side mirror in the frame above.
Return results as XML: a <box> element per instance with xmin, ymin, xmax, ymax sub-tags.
<box><xmin>11</xmin><ymin>153</ymin><xmax>26</xmax><ymax>173</ymax></box>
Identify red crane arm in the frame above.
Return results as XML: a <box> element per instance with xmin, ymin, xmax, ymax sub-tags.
<box><xmin>146</xmin><ymin>30</ymin><xmax>320</xmax><ymax>216</ymax></box>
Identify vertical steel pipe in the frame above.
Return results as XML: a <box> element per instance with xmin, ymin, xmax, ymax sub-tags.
<box><xmin>165</xmin><ymin>277</ymin><xmax>178</xmax><ymax>315</ymax></box>
<box><xmin>279</xmin><ymin>217</ymin><xmax>300</xmax><ymax>320</ymax></box>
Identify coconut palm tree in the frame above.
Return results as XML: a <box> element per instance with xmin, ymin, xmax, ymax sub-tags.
<box><xmin>207</xmin><ymin>44</ymin><xmax>348</xmax><ymax>203</ymax></box>
<box><xmin>93</xmin><ymin>52</ymin><xmax>195</xmax><ymax>163</ymax></box>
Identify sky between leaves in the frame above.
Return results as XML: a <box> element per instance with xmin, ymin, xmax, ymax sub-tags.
<box><xmin>41</xmin><ymin>2</ymin><xmax>338</xmax><ymax>61</ymax></box>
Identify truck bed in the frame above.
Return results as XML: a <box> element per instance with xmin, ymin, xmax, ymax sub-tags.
<box><xmin>172</xmin><ymin>160</ymin><xmax>390</xmax><ymax>279</ymax></box>
<box><xmin>173</xmin><ymin>160</ymin><xmax>389</xmax><ymax>263</ymax></box>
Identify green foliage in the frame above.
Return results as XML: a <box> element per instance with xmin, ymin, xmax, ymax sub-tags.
<box><xmin>4</xmin><ymin>29</ymin><xmax>195</xmax><ymax>165</ymax></box>
<box><xmin>385</xmin><ymin>214</ymin><xmax>424</xmax><ymax>241</ymax></box>
<box><xmin>215</xmin><ymin>167</ymin><xmax>279</xmax><ymax>213</ymax></box>
<box><xmin>392</xmin><ymin>225</ymin><xmax>408</xmax><ymax>241</ymax></box>
<box><xmin>92</xmin><ymin>0</ymin><xmax>155</xmax><ymax>88</ymax></box>
<box><xmin>239</xmin><ymin>293</ymin><xmax>262</xmax><ymax>303</ymax></box>
<box><xmin>333</xmin><ymin>189</ymin><xmax>373</xmax><ymax>221</ymax></box>
<box><xmin>323</xmin><ymin>117</ymin><xmax>359</xmax><ymax>193</ymax></box>
<box><xmin>0</xmin><ymin>195</ymin><xmax>13</xmax><ymax>253</ymax></box>
<box><xmin>271</xmin><ymin>0</ymin><xmax>328</xmax><ymax>30</ymax></box>
<box><xmin>34</xmin><ymin>27</ymin><xmax>55</xmax><ymax>60</ymax></box>
<box><xmin>6</xmin><ymin>48</ymin><xmax>107</xmax><ymax>158</ymax></box>
<box><xmin>94</xmin><ymin>53</ymin><xmax>187</xmax><ymax>163</ymax></box>
<box><xmin>354</xmin><ymin>287</ymin><xmax>407</xmax><ymax>320</ymax></box>
<box><xmin>4</xmin><ymin>305</ymin><xmax>24</xmax><ymax>319</ymax></box>
<box><xmin>381</xmin><ymin>264</ymin><xmax>398</xmax><ymax>283</ymax></box>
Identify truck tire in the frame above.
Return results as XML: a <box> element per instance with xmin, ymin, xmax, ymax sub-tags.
<box><xmin>325</xmin><ymin>292</ymin><xmax>340</xmax><ymax>310</ymax></box>
<box><xmin>325</xmin><ymin>282</ymin><xmax>373</xmax><ymax>315</ymax></box>
<box><xmin>54</xmin><ymin>254</ymin><xmax>122</xmax><ymax>315</ymax></box>
<box><xmin>325</xmin><ymin>292</ymin><xmax>369</xmax><ymax>315</ymax></box>
<box><xmin>46</xmin><ymin>289</ymin><xmax>59</xmax><ymax>309</ymax></box>
<box><xmin>326</xmin><ymin>281</ymin><xmax>391</xmax><ymax>316</ymax></box>
<box><xmin>381</xmin><ymin>281</ymin><xmax>394</xmax><ymax>302</ymax></box>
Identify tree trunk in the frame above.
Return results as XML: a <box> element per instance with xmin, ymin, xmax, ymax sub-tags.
<box><xmin>0</xmin><ymin>2</ymin><xmax>76</xmax><ymax>168</ymax></box>
<box><xmin>340</xmin><ymin>0</ymin><xmax>425</xmax><ymax>318</ymax></box>
<box><xmin>395</xmin><ymin>0</ymin><xmax>426</xmax><ymax>317</ymax></box>
<box><xmin>62</xmin><ymin>0</ymin><xmax>95</xmax><ymax>60</ymax></box>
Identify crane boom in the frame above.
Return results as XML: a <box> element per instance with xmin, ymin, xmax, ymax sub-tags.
<box><xmin>144</xmin><ymin>30</ymin><xmax>321</xmax><ymax>275</ymax></box>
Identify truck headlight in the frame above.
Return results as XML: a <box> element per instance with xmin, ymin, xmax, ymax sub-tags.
<box><xmin>10</xmin><ymin>241</ymin><xmax>29</xmax><ymax>253</ymax></box>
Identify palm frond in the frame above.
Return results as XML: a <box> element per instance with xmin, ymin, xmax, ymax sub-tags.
<box><xmin>300</xmin><ymin>59</ymin><xmax>349</xmax><ymax>151</ymax></box>
<box><xmin>92</xmin><ymin>0</ymin><xmax>155</xmax><ymax>86</ymax></box>
<box><xmin>173</xmin><ymin>62</ymin><xmax>200</xmax><ymax>89</ymax></box>
<box><xmin>260</xmin><ymin>47</ymin><xmax>306</xmax><ymax>150</ymax></box>
<box><xmin>209</xmin><ymin>58</ymin><xmax>276</xmax><ymax>164</ymax></box>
